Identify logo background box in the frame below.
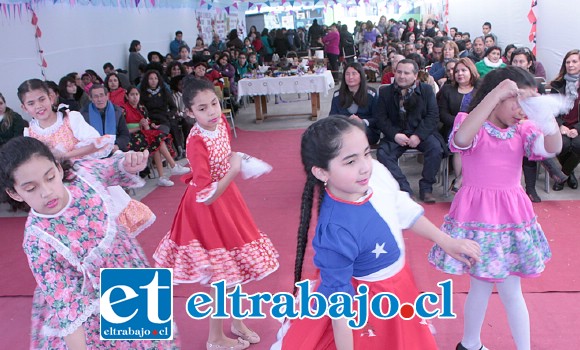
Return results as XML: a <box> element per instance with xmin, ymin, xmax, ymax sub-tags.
<box><xmin>100</xmin><ymin>268</ymin><xmax>173</xmax><ymax>340</ymax></box>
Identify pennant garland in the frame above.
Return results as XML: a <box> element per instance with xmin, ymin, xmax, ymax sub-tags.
<box><xmin>27</xmin><ymin>4</ymin><xmax>48</xmax><ymax>78</ymax></box>
<box><xmin>528</xmin><ymin>0</ymin><xmax>538</xmax><ymax>55</ymax></box>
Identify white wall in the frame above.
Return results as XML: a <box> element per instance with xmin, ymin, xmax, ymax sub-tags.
<box><xmin>448</xmin><ymin>0</ymin><xmax>580</xmax><ymax>81</ymax></box>
<box><xmin>0</xmin><ymin>3</ymin><xmax>199</xmax><ymax>114</ymax></box>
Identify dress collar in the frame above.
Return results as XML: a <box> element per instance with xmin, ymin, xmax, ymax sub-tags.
<box><xmin>326</xmin><ymin>187</ymin><xmax>373</xmax><ymax>205</ymax></box>
<box><xmin>483</xmin><ymin>121</ymin><xmax>517</xmax><ymax>139</ymax></box>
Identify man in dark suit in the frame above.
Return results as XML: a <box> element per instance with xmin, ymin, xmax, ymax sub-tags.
<box><xmin>375</xmin><ymin>59</ymin><xmax>443</xmax><ymax>203</ymax></box>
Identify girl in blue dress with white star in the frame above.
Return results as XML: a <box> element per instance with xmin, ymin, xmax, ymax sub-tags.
<box><xmin>272</xmin><ymin>116</ymin><xmax>481</xmax><ymax>350</ymax></box>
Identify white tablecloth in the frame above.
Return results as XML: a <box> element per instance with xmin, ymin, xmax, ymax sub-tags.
<box><xmin>237</xmin><ymin>70</ymin><xmax>335</xmax><ymax>101</ymax></box>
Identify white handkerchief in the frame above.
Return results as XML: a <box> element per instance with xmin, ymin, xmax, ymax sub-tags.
<box><xmin>238</xmin><ymin>152</ymin><xmax>273</xmax><ymax>180</ymax></box>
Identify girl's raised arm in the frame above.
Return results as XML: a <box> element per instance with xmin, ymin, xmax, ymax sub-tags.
<box><xmin>454</xmin><ymin>79</ymin><xmax>519</xmax><ymax>148</ymax></box>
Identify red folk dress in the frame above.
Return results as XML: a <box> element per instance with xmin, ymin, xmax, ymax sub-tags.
<box><xmin>154</xmin><ymin>116</ymin><xmax>279</xmax><ymax>285</ymax></box>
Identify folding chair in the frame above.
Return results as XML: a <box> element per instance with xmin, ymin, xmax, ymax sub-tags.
<box><xmin>214</xmin><ymin>85</ymin><xmax>237</xmax><ymax>138</ymax></box>
<box><xmin>398</xmin><ymin>149</ymin><xmax>450</xmax><ymax>197</ymax></box>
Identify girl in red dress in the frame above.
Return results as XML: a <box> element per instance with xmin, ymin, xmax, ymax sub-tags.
<box><xmin>154</xmin><ymin>77</ymin><xmax>279</xmax><ymax>350</ymax></box>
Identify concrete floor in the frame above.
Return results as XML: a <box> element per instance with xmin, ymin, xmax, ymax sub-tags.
<box><xmin>2</xmin><ymin>82</ymin><xmax>579</xmax><ymax>217</ymax></box>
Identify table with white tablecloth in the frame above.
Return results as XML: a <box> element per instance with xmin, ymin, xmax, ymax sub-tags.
<box><xmin>237</xmin><ymin>70</ymin><xmax>335</xmax><ymax>122</ymax></box>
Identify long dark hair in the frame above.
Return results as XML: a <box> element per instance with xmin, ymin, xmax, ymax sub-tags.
<box><xmin>0</xmin><ymin>137</ymin><xmax>74</xmax><ymax>211</ymax></box>
<box><xmin>182</xmin><ymin>75</ymin><xmax>216</xmax><ymax>109</ymax></box>
<box><xmin>468</xmin><ymin>66</ymin><xmax>536</xmax><ymax>112</ymax></box>
<box><xmin>294</xmin><ymin>116</ymin><xmax>365</xmax><ymax>293</ymax></box>
<box><xmin>17</xmin><ymin>79</ymin><xmax>50</xmax><ymax>103</ymax></box>
<box><xmin>509</xmin><ymin>47</ymin><xmax>536</xmax><ymax>74</ymax></box>
<box><xmin>0</xmin><ymin>93</ymin><xmax>18</xmax><ymax>132</ymax></box>
<box><xmin>338</xmin><ymin>62</ymin><xmax>371</xmax><ymax>109</ymax></box>
<box><xmin>553</xmin><ymin>49</ymin><xmax>580</xmax><ymax>84</ymax></box>
<box><xmin>129</xmin><ymin>40</ymin><xmax>141</xmax><ymax>52</ymax></box>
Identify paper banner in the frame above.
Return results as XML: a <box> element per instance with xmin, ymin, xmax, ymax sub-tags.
<box><xmin>208</xmin><ymin>4</ymin><xmax>212</xmax><ymax>10</ymax></box>
<box><xmin>289</xmin><ymin>0</ymin><xmax>295</xmax><ymax>6</ymax></box>
<box><xmin>528</xmin><ymin>0</ymin><xmax>538</xmax><ymax>55</ymax></box>
<box><xmin>225</xmin><ymin>6</ymin><xmax>230</xmax><ymax>14</ymax></box>
<box><xmin>150</xmin><ymin>0</ymin><xmax>155</xmax><ymax>6</ymax></box>
<box><xmin>200</xmin><ymin>0</ymin><xmax>206</xmax><ymax>5</ymax></box>
<box><xmin>248</xmin><ymin>2</ymin><xmax>253</xmax><ymax>9</ymax></box>
<box><xmin>257</xmin><ymin>4</ymin><xmax>262</xmax><ymax>11</ymax></box>
<box><xmin>232</xmin><ymin>2</ymin><xmax>238</xmax><ymax>9</ymax></box>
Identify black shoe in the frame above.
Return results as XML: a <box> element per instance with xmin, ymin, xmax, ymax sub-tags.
<box><xmin>526</xmin><ymin>189</ymin><xmax>542</xmax><ymax>203</ymax></box>
<box><xmin>420</xmin><ymin>192</ymin><xmax>436</xmax><ymax>204</ymax></box>
<box><xmin>553</xmin><ymin>180</ymin><xmax>565</xmax><ymax>191</ymax></box>
<box><xmin>567</xmin><ymin>173</ymin><xmax>578</xmax><ymax>189</ymax></box>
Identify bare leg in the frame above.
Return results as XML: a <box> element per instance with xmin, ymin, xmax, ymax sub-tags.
<box><xmin>453</xmin><ymin>153</ymin><xmax>463</xmax><ymax>188</ymax></box>
<box><xmin>207</xmin><ymin>288</ymin><xmax>248</xmax><ymax>348</ymax></box>
<box><xmin>153</xmin><ymin>151</ymin><xmax>164</xmax><ymax>178</ymax></box>
<box><xmin>158</xmin><ymin>142</ymin><xmax>176</xmax><ymax>168</ymax></box>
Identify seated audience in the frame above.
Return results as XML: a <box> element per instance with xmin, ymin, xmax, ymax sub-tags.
<box><xmin>105</xmin><ymin>72</ymin><xmax>126</xmax><ymax>107</ymax></box>
<box><xmin>330</xmin><ymin>62</ymin><xmax>380</xmax><ymax>144</ymax></box>
<box><xmin>509</xmin><ymin>48</ymin><xmax>568</xmax><ymax>201</ymax></box>
<box><xmin>375</xmin><ymin>59</ymin><xmax>444</xmax><ymax>203</ymax></box>
<box><xmin>0</xmin><ymin>92</ymin><xmax>26</xmax><ymax>148</ymax></box>
<box><xmin>81</xmin><ymin>84</ymin><xmax>130</xmax><ymax>152</ymax></box>
<box><xmin>550</xmin><ymin>49</ymin><xmax>580</xmax><ymax>191</ymax></box>
<box><xmin>123</xmin><ymin>86</ymin><xmax>189</xmax><ymax>186</ymax></box>
<box><xmin>139</xmin><ymin>70</ymin><xmax>183</xmax><ymax>156</ymax></box>
<box><xmin>475</xmin><ymin>46</ymin><xmax>506</xmax><ymax>77</ymax></box>
<box><xmin>437</xmin><ymin>58</ymin><xmax>479</xmax><ymax>192</ymax></box>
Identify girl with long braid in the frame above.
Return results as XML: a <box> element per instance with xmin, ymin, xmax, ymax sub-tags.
<box><xmin>272</xmin><ymin>116</ymin><xmax>481</xmax><ymax>350</ymax></box>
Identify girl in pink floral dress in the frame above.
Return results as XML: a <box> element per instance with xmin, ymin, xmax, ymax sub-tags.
<box><xmin>18</xmin><ymin>78</ymin><xmax>154</xmax><ymax>237</ymax></box>
<box><xmin>428</xmin><ymin>67</ymin><xmax>562</xmax><ymax>350</ymax></box>
<box><xmin>0</xmin><ymin>137</ymin><xmax>179</xmax><ymax>349</ymax></box>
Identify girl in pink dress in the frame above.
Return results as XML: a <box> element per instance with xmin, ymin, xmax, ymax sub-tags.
<box><xmin>0</xmin><ymin>137</ymin><xmax>179</xmax><ymax>349</ymax></box>
<box><xmin>19</xmin><ymin>79</ymin><xmax>154</xmax><ymax>237</ymax></box>
<box><xmin>428</xmin><ymin>66</ymin><xmax>562</xmax><ymax>350</ymax></box>
<box><xmin>154</xmin><ymin>77</ymin><xmax>279</xmax><ymax>350</ymax></box>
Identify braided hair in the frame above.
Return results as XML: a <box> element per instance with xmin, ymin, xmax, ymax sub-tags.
<box><xmin>294</xmin><ymin>116</ymin><xmax>365</xmax><ymax>294</ymax></box>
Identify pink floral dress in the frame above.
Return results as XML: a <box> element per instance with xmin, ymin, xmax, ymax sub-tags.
<box><xmin>428</xmin><ymin>113</ymin><xmax>552</xmax><ymax>281</ymax></box>
<box><xmin>25</xmin><ymin>110</ymin><xmax>154</xmax><ymax>237</ymax></box>
<box><xmin>23</xmin><ymin>154</ymin><xmax>179</xmax><ymax>349</ymax></box>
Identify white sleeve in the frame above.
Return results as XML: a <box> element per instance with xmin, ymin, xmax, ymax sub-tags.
<box><xmin>370</xmin><ymin>159</ymin><xmax>424</xmax><ymax>229</ymax></box>
<box><xmin>67</xmin><ymin>111</ymin><xmax>101</xmax><ymax>140</ymax></box>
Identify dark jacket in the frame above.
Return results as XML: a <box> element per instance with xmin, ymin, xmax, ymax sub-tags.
<box><xmin>81</xmin><ymin>102</ymin><xmax>130</xmax><ymax>151</ymax></box>
<box><xmin>330</xmin><ymin>88</ymin><xmax>378</xmax><ymax>129</ymax></box>
<box><xmin>437</xmin><ymin>85</ymin><xmax>463</xmax><ymax>138</ymax></box>
<box><xmin>0</xmin><ymin>109</ymin><xmax>26</xmax><ymax>148</ymax></box>
<box><xmin>375</xmin><ymin>82</ymin><xmax>440</xmax><ymax>142</ymax></box>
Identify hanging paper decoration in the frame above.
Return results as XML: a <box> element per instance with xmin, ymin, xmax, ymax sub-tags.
<box><xmin>444</xmin><ymin>0</ymin><xmax>449</xmax><ymax>33</ymax></box>
<box><xmin>528</xmin><ymin>0</ymin><xmax>537</xmax><ymax>55</ymax></box>
<box><xmin>232</xmin><ymin>2</ymin><xmax>238</xmax><ymax>9</ymax></box>
<box><xmin>248</xmin><ymin>2</ymin><xmax>253</xmax><ymax>9</ymax></box>
<box><xmin>257</xmin><ymin>4</ymin><xmax>262</xmax><ymax>11</ymax></box>
<box><xmin>28</xmin><ymin>4</ymin><xmax>47</xmax><ymax>79</ymax></box>
<box><xmin>225</xmin><ymin>6</ymin><xmax>230</xmax><ymax>14</ymax></box>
